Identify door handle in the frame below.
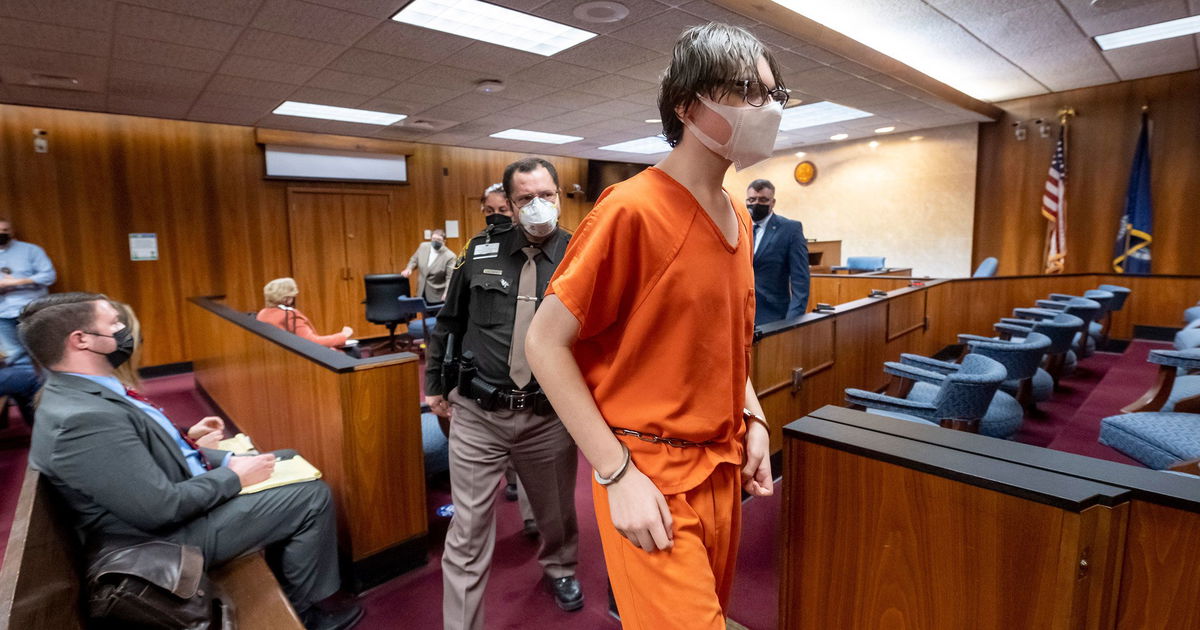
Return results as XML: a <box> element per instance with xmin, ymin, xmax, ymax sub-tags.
<box><xmin>791</xmin><ymin>368</ymin><xmax>804</xmax><ymax>395</ymax></box>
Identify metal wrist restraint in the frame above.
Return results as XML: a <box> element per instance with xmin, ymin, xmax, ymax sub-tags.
<box><xmin>594</xmin><ymin>442</ymin><xmax>631</xmax><ymax>486</ymax></box>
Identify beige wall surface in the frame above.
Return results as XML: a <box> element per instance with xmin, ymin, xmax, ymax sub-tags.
<box><xmin>725</xmin><ymin>123</ymin><xmax>979</xmax><ymax>278</ymax></box>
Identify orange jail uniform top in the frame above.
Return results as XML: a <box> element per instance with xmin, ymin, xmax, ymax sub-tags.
<box><xmin>546</xmin><ymin>166</ymin><xmax>754</xmax><ymax>494</ymax></box>
<box><xmin>256</xmin><ymin>307</ymin><xmax>348</xmax><ymax>348</ymax></box>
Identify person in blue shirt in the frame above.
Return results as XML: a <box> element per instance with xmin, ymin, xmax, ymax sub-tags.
<box><xmin>0</xmin><ymin>219</ymin><xmax>56</xmax><ymax>367</ymax></box>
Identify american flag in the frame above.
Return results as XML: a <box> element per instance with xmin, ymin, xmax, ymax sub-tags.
<box><xmin>1042</xmin><ymin>126</ymin><xmax>1067</xmax><ymax>274</ymax></box>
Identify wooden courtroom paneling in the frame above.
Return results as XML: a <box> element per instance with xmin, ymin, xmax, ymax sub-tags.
<box><xmin>974</xmin><ymin>70</ymin><xmax>1200</xmax><ymax>276</ymax></box>
<box><xmin>885</xmin><ymin>289</ymin><xmax>926</xmax><ymax>341</ymax></box>
<box><xmin>1115</xmin><ymin>500</ymin><xmax>1200</xmax><ymax>629</ymax></box>
<box><xmin>809</xmin><ymin>274</ymin><xmax>915</xmax><ymax>308</ymax></box>
<box><xmin>0</xmin><ymin>104</ymin><xmax>590</xmax><ymax>366</ymax></box>
<box><xmin>753</xmin><ymin>317</ymin><xmax>835</xmax><ymax>450</ymax></box>
<box><xmin>186</xmin><ymin>298</ymin><xmax>425</xmax><ymax>564</ymax></box>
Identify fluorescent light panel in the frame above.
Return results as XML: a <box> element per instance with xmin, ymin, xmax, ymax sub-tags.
<box><xmin>392</xmin><ymin>0</ymin><xmax>596</xmax><ymax>56</ymax></box>
<box><xmin>490</xmin><ymin>128</ymin><xmax>582</xmax><ymax>144</ymax></box>
<box><xmin>272</xmin><ymin>101</ymin><xmax>406</xmax><ymax>125</ymax></box>
<box><xmin>779</xmin><ymin>101</ymin><xmax>872</xmax><ymax>131</ymax></box>
<box><xmin>1094</xmin><ymin>14</ymin><xmax>1200</xmax><ymax>50</ymax></box>
<box><xmin>598</xmin><ymin>136</ymin><xmax>672</xmax><ymax>154</ymax></box>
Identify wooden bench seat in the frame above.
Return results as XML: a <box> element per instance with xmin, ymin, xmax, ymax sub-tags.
<box><xmin>0</xmin><ymin>467</ymin><xmax>304</xmax><ymax>630</ymax></box>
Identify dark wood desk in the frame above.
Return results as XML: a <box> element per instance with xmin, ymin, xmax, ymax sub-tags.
<box><xmin>186</xmin><ymin>296</ymin><xmax>427</xmax><ymax>591</ymax></box>
<box><xmin>779</xmin><ymin>406</ymin><xmax>1200</xmax><ymax>629</ymax></box>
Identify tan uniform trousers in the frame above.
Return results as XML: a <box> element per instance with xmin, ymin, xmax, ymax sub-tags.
<box><xmin>442</xmin><ymin>388</ymin><xmax>579</xmax><ymax>630</ymax></box>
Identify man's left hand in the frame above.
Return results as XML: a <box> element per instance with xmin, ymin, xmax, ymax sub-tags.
<box><xmin>741</xmin><ymin>422</ymin><xmax>773</xmax><ymax>496</ymax></box>
<box><xmin>188</xmin><ymin>416</ymin><xmax>225</xmax><ymax>441</ymax></box>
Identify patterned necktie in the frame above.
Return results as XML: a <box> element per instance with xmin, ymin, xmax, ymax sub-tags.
<box><xmin>125</xmin><ymin>386</ymin><xmax>211</xmax><ymax>470</ymax></box>
<box><xmin>508</xmin><ymin>246</ymin><xmax>540</xmax><ymax>389</ymax></box>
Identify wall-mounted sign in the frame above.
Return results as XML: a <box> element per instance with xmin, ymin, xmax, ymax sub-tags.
<box><xmin>794</xmin><ymin>160</ymin><xmax>817</xmax><ymax>186</ymax></box>
<box><xmin>129</xmin><ymin>233</ymin><xmax>158</xmax><ymax>261</ymax></box>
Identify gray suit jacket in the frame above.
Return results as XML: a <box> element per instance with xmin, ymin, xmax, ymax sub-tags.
<box><xmin>29</xmin><ymin>372</ymin><xmax>241</xmax><ymax>539</ymax></box>
<box><xmin>406</xmin><ymin>241</ymin><xmax>457</xmax><ymax>304</ymax></box>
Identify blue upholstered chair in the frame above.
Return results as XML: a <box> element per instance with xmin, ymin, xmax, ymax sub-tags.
<box><xmin>1014</xmin><ymin>297</ymin><xmax>1100</xmax><ymax>367</ymax></box>
<box><xmin>1040</xmin><ymin>289</ymin><xmax>1114</xmax><ymax>356</ymax></box>
<box><xmin>846</xmin><ymin>354</ymin><xmax>1007</xmax><ymax>434</ymax></box>
<box><xmin>1100</xmin><ymin>349</ymin><xmax>1200</xmax><ymax>469</ymax></box>
<box><xmin>1096</xmin><ymin>284</ymin><xmax>1131</xmax><ymax>312</ymax></box>
<box><xmin>972</xmin><ymin>257</ymin><xmax>998</xmax><ymax>278</ymax></box>
<box><xmin>892</xmin><ymin>354</ymin><xmax>1024</xmax><ymax>438</ymax></box>
<box><xmin>956</xmin><ymin>332</ymin><xmax>1052</xmax><ymax>405</ymax></box>
<box><xmin>832</xmin><ymin>256</ymin><xmax>887</xmax><ymax>272</ymax></box>
<box><xmin>1185</xmin><ymin>302</ymin><xmax>1200</xmax><ymax>324</ymax></box>
<box><xmin>1176</xmin><ymin>319</ymin><xmax>1200</xmax><ymax>350</ymax></box>
<box><xmin>995</xmin><ymin>313</ymin><xmax>1083</xmax><ymax>386</ymax></box>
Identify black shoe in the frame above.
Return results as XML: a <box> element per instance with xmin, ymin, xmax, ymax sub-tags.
<box><xmin>522</xmin><ymin>518</ymin><xmax>539</xmax><ymax>539</ymax></box>
<box><xmin>544</xmin><ymin>575</ymin><xmax>584</xmax><ymax>612</ymax></box>
<box><xmin>300</xmin><ymin>602</ymin><xmax>364</xmax><ymax>630</ymax></box>
<box><xmin>505</xmin><ymin>483</ymin><xmax>518</xmax><ymax>501</ymax></box>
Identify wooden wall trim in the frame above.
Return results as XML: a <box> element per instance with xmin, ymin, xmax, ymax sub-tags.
<box><xmin>254</xmin><ymin>128</ymin><xmax>418</xmax><ymax>155</ymax></box>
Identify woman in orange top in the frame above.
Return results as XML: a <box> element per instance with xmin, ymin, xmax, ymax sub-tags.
<box><xmin>255</xmin><ymin>277</ymin><xmax>352</xmax><ymax>348</ymax></box>
<box><xmin>528</xmin><ymin>23</ymin><xmax>782</xmax><ymax>630</ymax></box>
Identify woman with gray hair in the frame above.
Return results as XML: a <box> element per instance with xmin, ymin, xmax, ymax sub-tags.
<box><xmin>256</xmin><ymin>277</ymin><xmax>352</xmax><ymax>348</ymax></box>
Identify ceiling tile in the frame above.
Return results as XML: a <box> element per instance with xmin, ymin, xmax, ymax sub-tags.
<box><xmin>3</xmin><ymin>84</ymin><xmax>108</xmax><ymax>109</ymax></box>
<box><xmin>0</xmin><ymin>44</ymin><xmax>109</xmax><ymax>78</ymax></box>
<box><xmin>773</xmin><ymin>50</ymin><xmax>823</xmax><ymax>74</ymax></box>
<box><xmin>574</xmin><ymin>73</ymin><xmax>657</xmax><ymax>98</ymax></box>
<box><xmin>306</xmin><ymin>69</ymin><xmax>394</xmax><ymax>96</ymax></box>
<box><xmin>359</xmin><ymin>96</ymin><xmax>424</xmax><ymax>114</ymax></box>
<box><xmin>192</xmin><ymin>90</ymin><xmax>280</xmax><ymax>112</ymax></box>
<box><xmin>1059</xmin><ymin>0</ymin><xmax>1189</xmax><ymax>37</ymax></box>
<box><xmin>108</xmin><ymin>94</ymin><xmax>195</xmax><ymax>119</ymax></box>
<box><xmin>328</xmin><ymin>48</ymin><xmax>428</xmax><ymax>82</ymax></box>
<box><xmin>581</xmin><ymin>98</ymin><xmax>652</xmax><ymax>116</ymax></box>
<box><xmin>207</xmin><ymin>74</ymin><xmax>299</xmax><ymax>99</ymax></box>
<box><xmin>421</xmin><ymin>131</ymin><xmax>487</xmax><ymax>146</ymax></box>
<box><xmin>113</xmin><ymin>36</ymin><xmax>226</xmax><ymax>73</ymax></box>
<box><xmin>450</xmin><ymin>91</ymin><xmax>525</xmax><ymax>114</ymax></box>
<box><xmin>551</xmin><ymin>37</ymin><xmax>660</xmax><ymax>72</ymax></box>
<box><xmin>511</xmin><ymin>60</ymin><xmax>607</xmax><ymax>88</ymax></box>
<box><xmin>356</xmin><ymin>22</ymin><xmax>472</xmax><ymax>64</ymax></box>
<box><xmin>534</xmin><ymin>0</ymin><xmax>669</xmax><ymax>34</ymax></box>
<box><xmin>285</xmin><ymin>86</ymin><xmax>368</xmax><ymax>107</ymax></box>
<box><xmin>493</xmin><ymin>80</ymin><xmax>559</xmax><ymax>101</ymax></box>
<box><xmin>0</xmin><ymin>0</ymin><xmax>114</xmax><ymax>32</ymax></box>
<box><xmin>218</xmin><ymin>54</ymin><xmax>321</xmax><ymax>84</ymax></box>
<box><xmin>439</xmin><ymin>42</ymin><xmax>546</xmax><ymax>79</ymax></box>
<box><xmin>187</xmin><ymin>104</ymin><xmax>268</xmax><ymax>126</ymax></box>
<box><xmin>107</xmin><ymin>78</ymin><xmax>201</xmax><ymax>102</ymax></box>
<box><xmin>793</xmin><ymin>45</ymin><xmax>844</xmax><ymax>66</ymax></box>
<box><xmin>679</xmin><ymin>0</ymin><xmax>758</xmax><ymax>27</ymax></box>
<box><xmin>302</xmin><ymin>0</ymin><xmax>408</xmax><ymax>18</ymax></box>
<box><xmin>380</xmin><ymin>82</ymin><xmax>468</xmax><ymax>105</ymax></box>
<box><xmin>1105</xmin><ymin>37</ymin><xmax>1199</xmax><ymax>81</ymax></box>
<box><xmin>620</xmin><ymin>89</ymin><xmax>659</xmax><ymax>106</ymax></box>
<box><xmin>258</xmin><ymin>113</ymin><xmax>395</xmax><ymax>135</ymax></box>
<box><xmin>115</xmin><ymin>4</ymin><xmax>243</xmax><ymax>51</ymax></box>
<box><xmin>540</xmin><ymin>109</ymin><xmax>611</xmax><ymax>127</ymax></box>
<box><xmin>232</xmin><ymin>29</ymin><xmax>347</xmax><ymax>67</ymax></box>
<box><xmin>498</xmin><ymin>101</ymin><xmax>571</xmax><ymax>120</ymax></box>
<box><xmin>614</xmin><ymin>57</ymin><xmax>669</xmax><ymax>83</ymax></box>
<box><xmin>251</xmin><ymin>0</ymin><xmax>379</xmax><ymax>46</ymax></box>
<box><xmin>408</xmin><ymin>102</ymin><xmax>487</xmax><ymax>122</ymax></box>
<box><xmin>532</xmin><ymin>89</ymin><xmax>610</xmax><ymax>109</ymax></box>
<box><xmin>405</xmin><ymin>65</ymin><xmax>481</xmax><ymax>92</ymax></box>
<box><xmin>0</xmin><ymin>18</ymin><xmax>110</xmax><ymax>56</ymax></box>
<box><xmin>119</xmin><ymin>0</ymin><xmax>263</xmax><ymax>24</ymax></box>
<box><xmin>109</xmin><ymin>59</ymin><xmax>212</xmax><ymax>89</ymax></box>
<box><xmin>608</xmin><ymin>9</ymin><xmax>706</xmax><ymax>53</ymax></box>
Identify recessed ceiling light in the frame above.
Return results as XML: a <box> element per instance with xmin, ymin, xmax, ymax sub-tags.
<box><xmin>779</xmin><ymin>101</ymin><xmax>872</xmax><ymax>131</ymax></box>
<box><xmin>573</xmin><ymin>1</ymin><xmax>630</xmax><ymax>24</ymax></box>
<box><xmin>794</xmin><ymin>151</ymin><xmax>807</xmax><ymax>157</ymax></box>
<box><xmin>909</xmin><ymin>135</ymin><xmax>924</xmax><ymax>141</ymax></box>
<box><xmin>272</xmin><ymin>101</ymin><xmax>406</xmax><ymax>125</ymax></box>
<box><xmin>830</xmin><ymin>133</ymin><xmax>849</xmax><ymax>141</ymax></box>
<box><xmin>644</xmin><ymin>118</ymin><xmax>661</xmax><ymax>123</ymax></box>
<box><xmin>475</xmin><ymin>79</ymin><xmax>505</xmax><ymax>94</ymax></box>
<box><xmin>490</xmin><ymin>129</ymin><xmax>582</xmax><ymax>144</ymax></box>
<box><xmin>868</xmin><ymin>140</ymin><xmax>879</xmax><ymax>149</ymax></box>
<box><xmin>1095</xmin><ymin>14</ymin><xmax>1200</xmax><ymax>50</ymax></box>
<box><xmin>598</xmin><ymin>136</ymin><xmax>672</xmax><ymax>154</ymax></box>
<box><xmin>874</xmin><ymin>126</ymin><xmax>895</xmax><ymax>134</ymax></box>
<box><xmin>392</xmin><ymin>0</ymin><xmax>596</xmax><ymax>56</ymax></box>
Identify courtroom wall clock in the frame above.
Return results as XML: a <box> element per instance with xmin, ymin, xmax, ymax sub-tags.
<box><xmin>794</xmin><ymin>160</ymin><xmax>817</xmax><ymax>186</ymax></box>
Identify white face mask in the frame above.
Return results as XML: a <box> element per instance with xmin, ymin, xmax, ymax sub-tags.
<box><xmin>682</xmin><ymin>94</ymin><xmax>783</xmax><ymax>171</ymax></box>
<box><xmin>518</xmin><ymin>196</ymin><xmax>559</xmax><ymax>238</ymax></box>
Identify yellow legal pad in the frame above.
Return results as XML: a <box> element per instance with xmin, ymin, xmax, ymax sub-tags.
<box><xmin>218</xmin><ymin>433</ymin><xmax>256</xmax><ymax>454</ymax></box>
<box><xmin>239</xmin><ymin>455</ymin><xmax>322</xmax><ymax>495</ymax></box>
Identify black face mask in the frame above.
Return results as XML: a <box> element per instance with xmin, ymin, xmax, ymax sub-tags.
<box><xmin>485</xmin><ymin>214</ymin><xmax>512</xmax><ymax>226</ymax></box>
<box><xmin>748</xmin><ymin>203</ymin><xmax>771</xmax><ymax>222</ymax></box>
<box><xmin>432</xmin><ymin>240</ymin><xmax>444</xmax><ymax>250</ymax></box>
<box><xmin>0</xmin><ymin>234</ymin><xmax>11</xmax><ymax>246</ymax></box>
<box><xmin>85</xmin><ymin>327</ymin><xmax>135</xmax><ymax>369</ymax></box>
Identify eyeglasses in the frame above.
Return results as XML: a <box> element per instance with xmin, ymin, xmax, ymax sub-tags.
<box><xmin>511</xmin><ymin>190</ymin><xmax>558</xmax><ymax>207</ymax></box>
<box><xmin>729</xmin><ymin>80</ymin><xmax>789</xmax><ymax>108</ymax></box>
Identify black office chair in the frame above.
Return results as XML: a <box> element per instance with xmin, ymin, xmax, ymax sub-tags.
<box><xmin>364</xmin><ymin>274</ymin><xmax>415</xmax><ymax>352</ymax></box>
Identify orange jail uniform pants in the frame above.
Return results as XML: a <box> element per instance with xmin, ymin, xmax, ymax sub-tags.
<box><xmin>593</xmin><ymin>462</ymin><xmax>742</xmax><ymax>629</ymax></box>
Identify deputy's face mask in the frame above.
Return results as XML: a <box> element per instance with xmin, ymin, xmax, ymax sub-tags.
<box><xmin>748</xmin><ymin>203</ymin><xmax>771</xmax><ymax>221</ymax></box>
<box><xmin>682</xmin><ymin>94</ymin><xmax>782</xmax><ymax>171</ymax></box>
<box><xmin>518</xmin><ymin>197</ymin><xmax>559</xmax><ymax>238</ymax></box>
<box><xmin>485</xmin><ymin>213</ymin><xmax>512</xmax><ymax>227</ymax></box>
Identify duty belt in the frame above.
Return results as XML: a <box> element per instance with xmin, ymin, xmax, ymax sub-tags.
<box><xmin>463</xmin><ymin>376</ymin><xmax>552</xmax><ymax>414</ymax></box>
<box><xmin>611</xmin><ymin>427</ymin><xmax>716</xmax><ymax>448</ymax></box>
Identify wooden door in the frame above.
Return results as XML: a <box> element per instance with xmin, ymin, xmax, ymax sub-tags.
<box><xmin>459</xmin><ymin>194</ymin><xmax>488</xmax><ymax>247</ymax></box>
<box><xmin>286</xmin><ymin>189</ymin><xmax>351</xmax><ymax>340</ymax></box>
<box><xmin>342</xmin><ymin>191</ymin><xmax>395</xmax><ymax>337</ymax></box>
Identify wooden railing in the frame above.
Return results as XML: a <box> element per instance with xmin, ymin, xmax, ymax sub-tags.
<box><xmin>751</xmin><ymin>273</ymin><xmax>1200</xmax><ymax>452</ymax></box>
<box><xmin>186</xmin><ymin>296</ymin><xmax>427</xmax><ymax>591</ymax></box>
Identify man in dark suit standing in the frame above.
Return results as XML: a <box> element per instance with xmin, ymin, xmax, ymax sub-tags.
<box><xmin>747</xmin><ymin>179</ymin><xmax>810</xmax><ymax>326</ymax></box>
<box><xmin>22</xmin><ymin>293</ymin><xmax>360</xmax><ymax>630</ymax></box>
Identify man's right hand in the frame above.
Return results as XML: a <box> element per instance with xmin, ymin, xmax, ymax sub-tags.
<box><xmin>228</xmin><ymin>454</ymin><xmax>275</xmax><ymax>487</ymax></box>
<box><xmin>400</xmin><ymin>269</ymin><xmax>412</xmax><ymax>278</ymax></box>
<box><xmin>606</xmin><ymin>464</ymin><xmax>674</xmax><ymax>553</ymax></box>
<box><xmin>426</xmin><ymin>394</ymin><xmax>451</xmax><ymax>418</ymax></box>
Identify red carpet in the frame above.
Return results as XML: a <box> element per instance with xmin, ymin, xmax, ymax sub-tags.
<box><xmin>0</xmin><ymin>344</ymin><xmax>1174</xmax><ymax>627</ymax></box>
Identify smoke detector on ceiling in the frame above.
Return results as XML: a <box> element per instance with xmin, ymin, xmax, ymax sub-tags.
<box><xmin>475</xmin><ymin>79</ymin><xmax>505</xmax><ymax>94</ymax></box>
<box><xmin>573</xmin><ymin>1</ymin><xmax>630</xmax><ymax>24</ymax></box>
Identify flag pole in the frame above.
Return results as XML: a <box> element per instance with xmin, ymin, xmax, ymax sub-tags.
<box><xmin>1053</xmin><ymin>108</ymin><xmax>1074</xmax><ymax>274</ymax></box>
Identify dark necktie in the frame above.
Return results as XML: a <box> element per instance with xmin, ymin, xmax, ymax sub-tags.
<box><xmin>125</xmin><ymin>386</ymin><xmax>211</xmax><ymax>471</ymax></box>
<box><xmin>753</xmin><ymin>223</ymin><xmax>761</xmax><ymax>251</ymax></box>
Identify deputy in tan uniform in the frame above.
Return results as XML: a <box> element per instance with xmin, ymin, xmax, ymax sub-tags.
<box><xmin>425</xmin><ymin>158</ymin><xmax>582</xmax><ymax>630</ymax></box>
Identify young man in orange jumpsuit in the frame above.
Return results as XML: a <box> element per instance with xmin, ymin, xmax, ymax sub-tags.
<box><xmin>527</xmin><ymin>23</ymin><xmax>785</xmax><ymax>629</ymax></box>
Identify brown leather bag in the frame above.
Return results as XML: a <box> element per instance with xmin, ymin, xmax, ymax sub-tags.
<box><xmin>86</xmin><ymin>538</ymin><xmax>236</xmax><ymax>630</ymax></box>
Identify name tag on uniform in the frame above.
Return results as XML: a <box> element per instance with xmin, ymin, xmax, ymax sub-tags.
<box><xmin>482</xmin><ymin>268</ymin><xmax>503</xmax><ymax>275</ymax></box>
<box><xmin>473</xmin><ymin>243</ymin><xmax>500</xmax><ymax>259</ymax></box>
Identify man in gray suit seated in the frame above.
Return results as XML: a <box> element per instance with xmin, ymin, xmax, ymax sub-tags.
<box><xmin>21</xmin><ymin>292</ymin><xmax>361</xmax><ymax>630</ymax></box>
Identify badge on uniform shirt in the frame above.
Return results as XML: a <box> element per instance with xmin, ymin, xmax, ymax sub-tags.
<box><xmin>474</xmin><ymin>243</ymin><xmax>500</xmax><ymax>259</ymax></box>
